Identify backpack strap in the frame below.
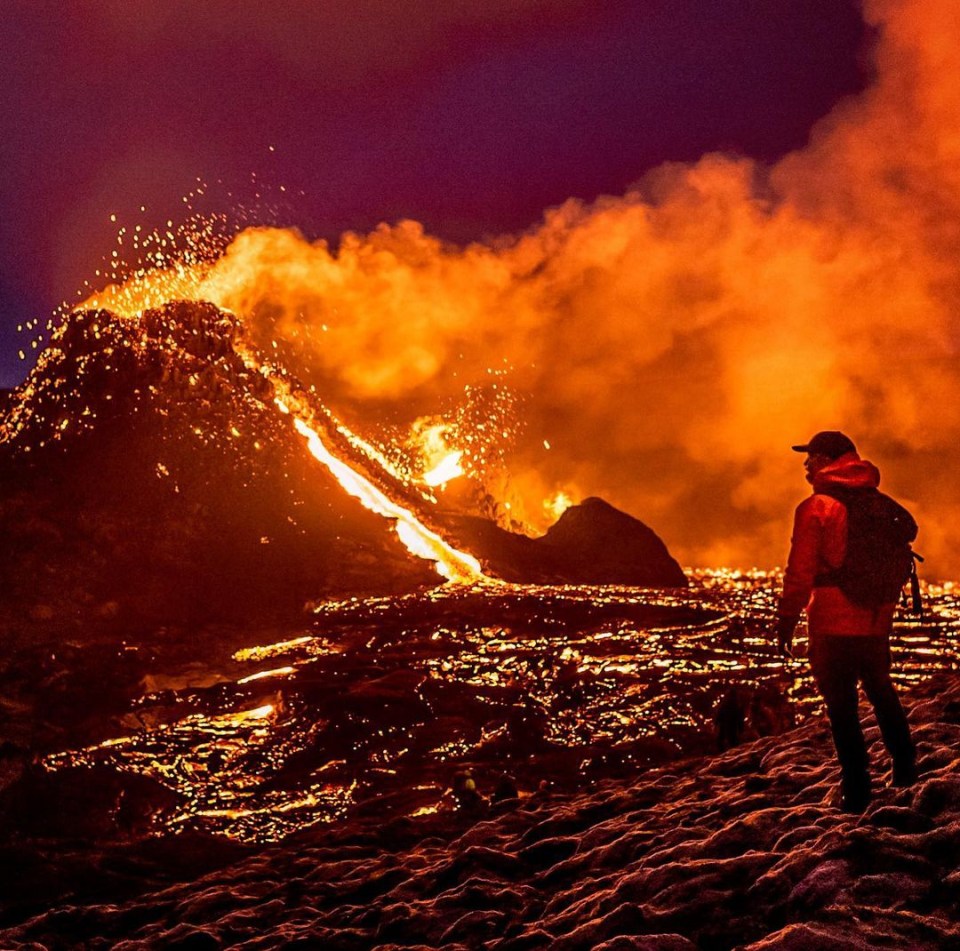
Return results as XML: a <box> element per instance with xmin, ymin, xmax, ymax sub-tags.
<box><xmin>811</xmin><ymin>485</ymin><xmax>854</xmax><ymax>589</ymax></box>
<box><xmin>908</xmin><ymin>551</ymin><xmax>924</xmax><ymax>617</ymax></box>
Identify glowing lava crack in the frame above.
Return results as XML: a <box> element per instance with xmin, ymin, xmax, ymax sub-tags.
<box><xmin>280</xmin><ymin>400</ymin><xmax>483</xmax><ymax>583</ymax></box>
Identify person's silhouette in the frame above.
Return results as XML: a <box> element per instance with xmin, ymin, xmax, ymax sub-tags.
<box><xmin>774</xmin><ymin>431</ymin><xmax>916</xmax><ymax>812</ymax></box>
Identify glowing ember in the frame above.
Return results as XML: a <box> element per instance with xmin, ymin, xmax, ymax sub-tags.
<box><xmin>223</xmin><ymin>703</ymin><xmax>275</xmax><ymax>723</ymax></box>
<box><xmin>236</xmin><ymin>667</ymin><xmax>297</xmax><ymax>685</ymax></box>
<box><xmin>234</xmin><ymin>636</ymin><xmax>312</xmax><ymax>662</ymax></box>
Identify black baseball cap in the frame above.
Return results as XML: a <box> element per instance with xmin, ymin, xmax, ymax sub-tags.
<box><xmin>791</xmin><ymin>431</ymin><xmax>856</xmax><ymax>459</ymax></box>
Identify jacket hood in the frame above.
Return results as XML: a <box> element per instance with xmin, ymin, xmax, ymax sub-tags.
<box><xmin>810</xmin><ymin>451</ymin><xmax>881</xmax><ymax>493</ymax></box>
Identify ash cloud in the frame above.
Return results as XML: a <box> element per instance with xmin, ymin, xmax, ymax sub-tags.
<box><xmin>96</xmin><ymin>0</ymin><xmax>960</xmax><ymax>576</ymax></box>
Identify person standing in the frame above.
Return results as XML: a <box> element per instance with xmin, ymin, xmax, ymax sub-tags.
<box><xmin>775</xmin><ymin>431</ymin><xmax>916</xmax><ymax>812</ymax></box>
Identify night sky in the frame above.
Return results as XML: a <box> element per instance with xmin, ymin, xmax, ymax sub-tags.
<box><xmin>0</xmin><ymin>0</ymin><xmax>868</xmax><ymax>389</ymax></box>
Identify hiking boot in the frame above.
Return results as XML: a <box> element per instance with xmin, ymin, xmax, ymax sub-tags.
<box><xmin>840</xmin><ymin>788</ymin><xmax>872</xmax><ymax>813</ymax></box>
<box><xmin>839</xmin><ymin>776</ymin><xmax>872</xmax><ymax>814</ymax></box>
<box><xmin>892</xmin><ymin>759</ymin><xmax>917</xmax><ymax>788</ymax></box>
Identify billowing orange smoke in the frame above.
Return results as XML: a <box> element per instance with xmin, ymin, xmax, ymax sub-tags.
<box><xmin>82</xmin><ymin>0</ymin><xmax>960</xmax><ymax>577</ymax></box>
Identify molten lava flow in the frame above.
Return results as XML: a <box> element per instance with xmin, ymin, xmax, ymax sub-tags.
<box><xmin>277</xmin><ymin>400</ymin><xmax>484</xmax><ymax>584</ymax></box>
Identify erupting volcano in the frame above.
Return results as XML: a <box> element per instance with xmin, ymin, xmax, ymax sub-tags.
<box><xmin>0</xmin><ymin>296</ymin><xmax>686</xmax><ymax>627</ymax></box>
<box><xmin>3</xmin><ymin>0</ymin><xmax>960</xmax><ymax>948</ymax></box>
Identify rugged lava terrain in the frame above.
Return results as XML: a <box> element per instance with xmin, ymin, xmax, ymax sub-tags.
<box><xmin>2</xmin><ymin>671</ymin><xmax>959</xmax><ymax>949</ymax></box>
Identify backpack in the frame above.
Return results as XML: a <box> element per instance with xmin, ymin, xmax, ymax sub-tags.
<box><xmin>815</xmin><ymin>486</ymin><xmax>922</xmax><ymax>612</ymax></box>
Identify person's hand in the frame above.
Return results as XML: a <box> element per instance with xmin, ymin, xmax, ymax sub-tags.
<box><xmin>775</xmin><ymin>616</ymin><xmax>799</xmax><ymax>658</ymax></box>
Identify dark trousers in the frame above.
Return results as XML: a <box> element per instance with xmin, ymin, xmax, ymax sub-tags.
<box><xmin>810</xmin><ymin>635</ymin><xmax>915</xmax><ymax>799</ymax></box>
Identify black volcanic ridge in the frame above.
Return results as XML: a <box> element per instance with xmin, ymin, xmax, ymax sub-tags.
<box><xmin>438</xmin><ymin>497</ymin><xmax>687</xmax><ymax>587</ymax></box>
<box><xmin>0</xmin><ymin>301</ymin><xmax>437</xmax><ymax>626</ymax></box>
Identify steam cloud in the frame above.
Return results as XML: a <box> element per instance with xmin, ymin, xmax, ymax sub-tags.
<box><xmin>94</xmin><ymin>0</ymin><xmax>960</xmax><ymax>576</ymax></box>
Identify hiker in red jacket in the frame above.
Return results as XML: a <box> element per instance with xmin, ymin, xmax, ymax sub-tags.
<box><xmin>775</xmin><ymin>431</ymin><xmax>916</xmax><ymax>812</ymax></box>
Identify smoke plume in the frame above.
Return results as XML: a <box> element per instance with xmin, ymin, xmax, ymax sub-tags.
<box><xmin>88</xmin><ymin>0</ymin><xmax>960</xmax><ymax>577</ymax></box>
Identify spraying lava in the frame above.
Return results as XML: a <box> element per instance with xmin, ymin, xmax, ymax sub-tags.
<box><xmin>423</xmin><ymin>450</ymin><xmax>465</xmax><ymax>488</ymax></box>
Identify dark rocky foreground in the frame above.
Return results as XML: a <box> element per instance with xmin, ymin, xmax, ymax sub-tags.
<box><xmin>3</xmin><ymin>673</ymin><xmax>959</xmax><ymax>949</ymax></box>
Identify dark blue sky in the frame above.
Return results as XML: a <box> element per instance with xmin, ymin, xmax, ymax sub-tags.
<box><xmin>0</xmin><ymin>0</ymin><xmax>867</xmax><ymax>388</ymax></box>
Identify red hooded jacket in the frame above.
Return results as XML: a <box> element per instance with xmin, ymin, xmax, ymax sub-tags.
<box><xmin>778</xmin><ymin>451</ymin><xmax>896</xmax><ymax>638</ymax></box>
